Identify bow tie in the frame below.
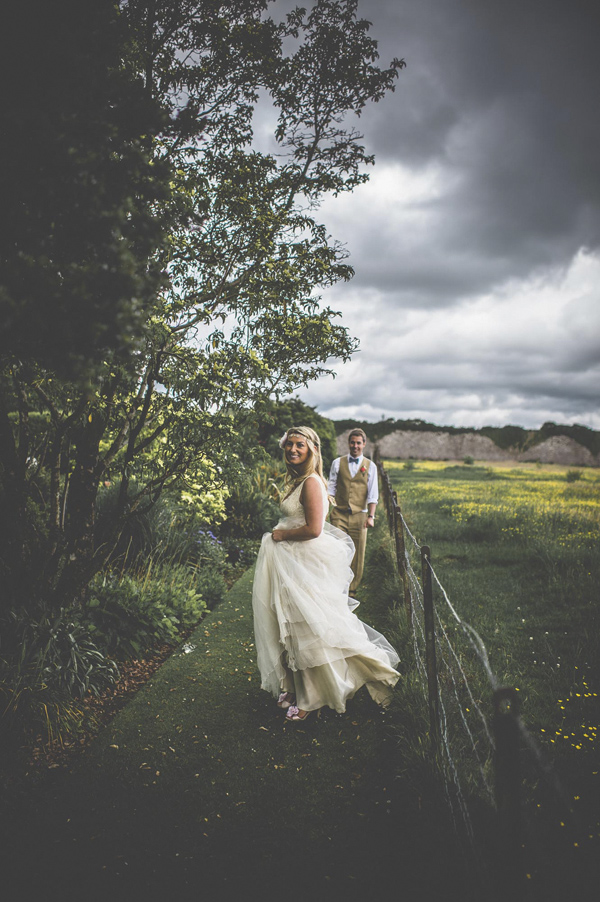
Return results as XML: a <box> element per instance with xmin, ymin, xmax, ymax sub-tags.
<box><xmin>349</xmin><ymin>457</ymin><xmax>360</xmax><ymax>464</ymax></box>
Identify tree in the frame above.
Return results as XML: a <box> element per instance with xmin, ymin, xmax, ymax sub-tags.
<box><xmin>256</xmin><ymin>397</ymin><xmax>339</xmax><ymax>470</ymax></box>
<box><xmin>0</xmin><ymin>0</ymin><xmax>404</xmax><ymax>615</ymax></box>
<box><xmin>0</xmin><ymin>1</ymin><xmax>171</xmax><ymax>379</ymax></box>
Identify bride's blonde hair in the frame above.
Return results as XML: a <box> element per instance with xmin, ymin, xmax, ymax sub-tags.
<box><xmin>280</xmin><ymin>426</ymin><xmax>327</xmax><ymax>492</ymax></box>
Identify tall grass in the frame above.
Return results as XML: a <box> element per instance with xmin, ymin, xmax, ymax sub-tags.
<box><xmin>381</xmin><ymin>460</ymin><xmax>600</xmax><ymax>898</ymax></box>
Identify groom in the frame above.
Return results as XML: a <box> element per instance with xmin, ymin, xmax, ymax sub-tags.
<box><xmin>327</xmin><ymin>428</ymin><xmax>378</xmax><ymax>597</ymax></box>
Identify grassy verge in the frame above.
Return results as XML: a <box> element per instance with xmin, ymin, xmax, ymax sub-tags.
<box><xmin>1</xmin><ymin>522</ymin><xmax>473</xmax><ymax>901</ymax></box>
<box><xmin>382</xmin><ymin>458</ymin><xmax>600</xmax><ymax>899</ymax></box>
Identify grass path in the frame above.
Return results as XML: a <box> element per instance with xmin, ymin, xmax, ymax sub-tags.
<box><xmin>2</xmin><ymin>525</ymin><xmax>469</xmax><ymax>901</ymax></box>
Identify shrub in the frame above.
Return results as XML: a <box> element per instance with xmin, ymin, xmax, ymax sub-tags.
<box><xmin>221</xmin><ymin>536</ymin><xmax>262</xmax><ymax>566</ymax></box>
<box><xmin>0</xmin><ymin>607</ymin><xmax>120</xmax><ymax>743</ymax></box>
<box><xmin>566</xmin><ymin>469</ymin><xmax>582</xmax><ymax>482</ymax></box>
<box><xmin>220</xmin><ymin>462</ymin><xmax>281</xmax><ymax>538</ymax></box>
<box><xmin>463</xmin><ymin>455</ymin><xmax>474</xmax><ymax>465</ymax></box>
<box><xmin>95</xmin><ymin>483</ymin><xmax>229</xmax><ymax>571</ymax></box>
<box><xmin>87</xmin><ymin>562</ymin><xmax>209</xmax><ymax>660</ymax></box>
<box><xmin>403</xmin><ymin>460</ymin><xmax>416</xmax><ymax>471</ymax></box>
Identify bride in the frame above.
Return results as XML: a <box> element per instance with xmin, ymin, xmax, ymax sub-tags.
<box><xmin>252</xmin><ymin>426</ymin><xmax>400</xmax><ymax>723</ymax></box>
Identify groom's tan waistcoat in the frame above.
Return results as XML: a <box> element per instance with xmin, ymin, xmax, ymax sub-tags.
<box><xmin>334</xmin><ymin>456</ymin><xmax>371</xmax><ymax>514</ymax></box>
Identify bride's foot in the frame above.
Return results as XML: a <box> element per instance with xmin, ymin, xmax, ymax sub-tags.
<box><xmin>277</xmin><ymin>691</ymin><xmax>295</xmax><ymax>710</ymax></box>
<box><xmin>285</xmin><ymin>705</ymin><xmax>311</xmax><ymax>722</ymax></box>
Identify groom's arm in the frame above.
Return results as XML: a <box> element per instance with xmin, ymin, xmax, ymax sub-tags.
<box><xmin>365</xmin><ymin>463</ymin><xmax>378</xmax><ymax>527</ymax></box>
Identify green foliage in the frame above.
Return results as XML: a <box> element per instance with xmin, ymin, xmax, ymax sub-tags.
<box><xmin>6</xmin><ymin>607</ymin><xmax>120</xmax><ymax>699</ymax></box>
<box><xmin>0</xmin><ymin>0</ymin><xmax>403</xmax><ymax>620</ymax></box>
<box><xmin>87</xmin><ymin>562</ymin><xmax>210</xmax><ymax>660</ymax></box>
<box><xmin>479</xmin><ymin>424</ymin><xmax>530</xmax><ymax>450</ymax></box>
<box><xmin>535</xmin><ymin>422</ymin><xmax>600</xmax><ymax>456</ymax></box>
<box><xmin>565</xmin><ymin>468</ymin><xmax>582</xmax><ymax>482</ymax></box>
<box><xmin>255</xmin><ymin>396</ymin><xmax>339</xmax><ymax>469</ymax></box>
<box><xmin>462</xmin><ymin>455</ymin><xmax>474</xmax><ymax>465</ymax></box>
<box><xmin>95</xmin><ymin>482</ymin><xmax>228</xmax><ymax>571</ymax></box>
<box><xmin>219</xmin><ymin>536</ymin><xmax>262</xmax><ymax>570</ymax></box>
<box><xmin>220</xmin><ymin>459</ymin><xmax>282</xmax><ymax>539</ymax></box>
<box><xmin>0</xmin><ymin>2</ymin><xmax>170</xmax><ymax>379</ymax></box>
<box><xmin>0</xmin><ymin>606</ymin><xmax>120</xmax><ymax>743</ymax></box>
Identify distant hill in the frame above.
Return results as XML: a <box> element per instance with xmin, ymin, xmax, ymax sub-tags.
<box><xmin>332</xmin><ymin>418</ymin><xmax>600</xmax><ymax>466</ymax></box>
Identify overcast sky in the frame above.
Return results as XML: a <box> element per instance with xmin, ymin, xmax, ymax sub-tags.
<box><xmin>270</xmin><ymin>0</ymin><xmax>600</xmax><ymax>429</ymax></box>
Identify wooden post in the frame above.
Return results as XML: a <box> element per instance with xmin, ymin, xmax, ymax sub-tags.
<box><xmin>493</xmin><ymin>687</ymin><xmax>524</xmax><ymax>896</ymax></box>
<box><xmin>384</xmin><ymin>473</ymin><xmax>393</xmax><ymax>532</ymax></box>
<box><xmin>421</xmin><ymin>544</ymin><xmax>440</xmax><ymax>751</ymax></box>
<box><xmin>392</xmin><ymin>491</ymin><xmax>412</xmax><ymax>616</ymax></box>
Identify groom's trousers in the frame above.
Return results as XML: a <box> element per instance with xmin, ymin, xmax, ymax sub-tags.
<box><xmin>329</xmin><ymin>508</ymin><xmax>368</xmax><ymax>595</ymax></box>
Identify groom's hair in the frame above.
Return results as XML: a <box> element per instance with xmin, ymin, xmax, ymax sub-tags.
<box><xmin>348</xmin><ymin>428</ymin><xmax>367</xmax><ymax>442</ymax></box>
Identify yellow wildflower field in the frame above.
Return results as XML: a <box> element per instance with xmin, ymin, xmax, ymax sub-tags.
<box><xmin>384</xmin><ymin>458</ymin><xmax>600</xmax><ymax>865</ymax></box>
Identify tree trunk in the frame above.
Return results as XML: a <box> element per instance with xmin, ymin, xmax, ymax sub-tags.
<box><xmin>54</xmin><ymin>412</ymin><xmax>104</xmax><ymax>608</ymax></box>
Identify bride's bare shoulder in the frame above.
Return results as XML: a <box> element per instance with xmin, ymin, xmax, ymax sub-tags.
<box><xmin>300</xmin><ymin>473</ymin><xmax>326</xmax><ymax>501</ymax></box>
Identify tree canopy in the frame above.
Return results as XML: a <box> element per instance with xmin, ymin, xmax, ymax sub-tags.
<box><xmin>0</xmin><ymin>1</ymin><xmax>171</xmax><ymax>378</ymax></box>
<box><xmin>0</xmin><ymin>0</ymin><xmax>404</xmax><ymax>614</ymax></box>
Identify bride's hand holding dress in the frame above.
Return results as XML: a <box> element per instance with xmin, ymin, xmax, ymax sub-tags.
<box><xmin>252</xmin><ymin>426</ymin><xmax>400</xmax><ymax>722</ymax></box>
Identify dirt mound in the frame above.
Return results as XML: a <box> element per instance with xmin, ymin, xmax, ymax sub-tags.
<box><xmin>518</xmin><ymin>435</ymin><xmax>597</xmax><ymax>466</ymax></box>
<box><xmin>376</xmin><ymin>430</ymin><xmax>509</xmax><ymax>461</ymax></box>
<box><xmin>336</xmin><ymin>428</ymin><xmax>599</xmax><ymax>466</ymax></box>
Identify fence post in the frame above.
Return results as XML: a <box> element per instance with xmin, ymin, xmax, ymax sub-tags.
<box><xmin>492</xmin><ymin>687</ymin><xmax>524</xmax><ymax>896</ymax></box>
<box><xmin>421</xmin><ymin>544</ymin><xmax>440</xmax><ymax>751</ymax></box>
<box><xmin>392</xmin><ymin>491</ymin><xmax>412</xmax><ymax>616</ymax></box>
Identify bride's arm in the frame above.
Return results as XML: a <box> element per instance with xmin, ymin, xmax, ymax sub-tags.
<box><xmin>272</xmin><ymin>478</ymin><xmax>323</xmax><ymax>542</ymax></box>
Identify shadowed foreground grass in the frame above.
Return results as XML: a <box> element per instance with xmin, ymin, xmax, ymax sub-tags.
<box><xmin>382</xmin><ymin>459</ymin><xmax>600</xmax><ymax>902</ymax></box>
<box><xmin>1</xmin><ymin>523</ymin><xmax>471</xmax><ymax>902</ymax></box>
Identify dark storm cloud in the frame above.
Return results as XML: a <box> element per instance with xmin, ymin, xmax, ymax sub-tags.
<box><xmin>354</xmin><ymin>0</ymin><xmax>600</xmax><ymax>283</ymax></box>
<box><xmin>264</xmin><ymin>1</ymin><xmax>600</xmax><ymax>428</ymax></box>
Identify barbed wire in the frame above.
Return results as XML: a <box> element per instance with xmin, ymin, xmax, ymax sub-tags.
<box><xmin>375</xmin><ymin>455</ymin><xmax>586</xmax><ymax>892</ymax></box>
<box><xmin>400</xmin><ymin>535</ymin><xmax>489</xmax><ymax>851</ymax></box>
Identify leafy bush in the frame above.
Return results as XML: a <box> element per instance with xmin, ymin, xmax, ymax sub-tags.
<box><xmin>95</xmin><ymin>483</ymin><xmax>229</xmax><ymax>571</ymax></box>
<box><xmin>220</xmin><ymin>462</ymin><xmax>281</xmax><ymax>538</ymax></box>
<box><xmin>87</xmin><ymin>562</ymin><xmax>210</xmax><ymax>660</ymax></box>
<box><xmin>566</xmin><ymin>469</ymin><xmax>582</xmax><ymax>482</ymax></box>
<box><xmin>463</xmin><ymin>455</ymin><xmax>474</xmax><ymax>465</ymax></box>
<box><xmin>2</xmin><ymin>607</ymin><xmax>119</xmax><ymax>699</ymax></box>
<box><xmin>33</xmin><ymin>614</ymin><xmax>120</xmax><ymax>698</ymax></box>
<box><xmin>0</xmin><ymin>607</ymin><xmax>120</xmax><ymax>743</ymax></box>
<box><xmin>403</xmin><ymin>460</ymin><xmax>416</xmax><ymax>470</ymax></box>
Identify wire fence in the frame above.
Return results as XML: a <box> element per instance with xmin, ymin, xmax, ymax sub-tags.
<box><xmin>374</xmin><ymin>449</ymin><xmax>589</xmax><ymax>900</ymax></box>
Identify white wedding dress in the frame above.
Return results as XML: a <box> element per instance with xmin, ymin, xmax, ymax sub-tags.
<box><xmin>252</xmin><ymin>474</ymin><xmax>400</xmax><ymax>713</ymax></box>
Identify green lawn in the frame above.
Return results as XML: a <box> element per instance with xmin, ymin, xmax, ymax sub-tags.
<box><xmin>382</xmin><ymin>459</ymin><xmax>600</xmax><ymax>896</ymax></box>
<box><xmin>0</xmin><ymin>521</ymin><xmax>470</xmax><ymax>901</ymax></box>
<box><xmin>2</xmin><ymin>463</ymin><xmax>597</xmax><ymax>901</ymax></box>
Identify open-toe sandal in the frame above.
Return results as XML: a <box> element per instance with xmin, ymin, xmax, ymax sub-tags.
<box><xmin>285</xmin><ymin>705</ymin><xmax>311</xmax><ymax>722</ymax></box>
<box><xmin>277</xmin><ymin>692</ymin><xmax>295</xmax><ymax>710</ymax></box>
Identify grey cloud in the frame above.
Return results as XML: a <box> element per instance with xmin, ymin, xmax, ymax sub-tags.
<box><xmin>354</xmin><ymin>0</ymin><xmax>600</xmax><ymax>280</ymax></box>
<box><xmin>265</xmin><ymin>1</ymin><xmax>600</xmax><ymax>428</ymax></box>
